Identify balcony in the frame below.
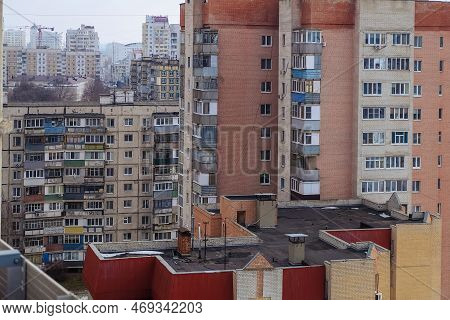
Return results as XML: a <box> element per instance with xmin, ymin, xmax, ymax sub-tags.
<box><xmin>292</xmin><ymin>92</ymin><xmax>320</xmax><ymax>104</ymax></box>
<box><xmin>24</xmin><ymin>128</ymin><xmax>45</xmax><ymax>135</ymax></box>
<box><xmin>24</xmin><ymin>246</ymin><xmax>45</xmax><ymax>254</ymax></box>
<box><xmin>45</xmin><ymin>144</ymin><xmax>64</xmax><ymax>151</ymax></box>
<box><xmin>64</xmin><ymin>160</ymin><xmax>85</xmax><ymax>167</ymax></box>
<box><xmin>46</xmin><ymin>177</ymin><xmax>63</xmax><ymax>184</ymax></box>
<box><xmin>63</xmin><ymin>176</ymin><xmax>85</xmax><ymax>185</ymax></box>
<box><xmin>154</xmin><ymin>190</ymin><xmax>175</xmax><ymax>200</ymax></box>
<box><xmin>23</xmin><ymin>194</ymin><xmax>44</xmax><ymax>203</ymax></box>
<box><xmin>154</xmin><ymin>208</ymin><xmax>173</xmax><ymax>215</ymax></box>
<box><xmin>84</xmin><ymin>193</ymin><xmax>104</xmax><ymax>200</ymax></box>
<box><xmin>153</xmin><ymin>224</ymin><xmax>177</xmax><ymax>232</ymax></box>
<box><xmin>192</xmin><ymin>159</ymin><xmax>217</xmax><ymax>173</ymax></box>
<box><xmin>24</xmin><ymin>161</ymin><xmax>44</xmax><ymax>170</ymax></box>
<box><xmin>194</xmin><ymin>67</ymin><xmax>218</xmax><ymax>78</ymax></box>
<box><xmin>45</xmin><ymin>161</ymin><xmax>64</xmax><ymax>168</ymax></box>
<box><xmin>193</xmin><ymin>182</ymin><xmax>217</xmax><ymax>197</ymax></box>
<box><xmin>292</xmin><ymin>118</ymin><xmax>321</xmax><ymax>131</ymax></box>
<box><xmin>45</xmin><ymin>194</ymin><xmax>64</xmax><ymax>202</ymax></box>
<box><xmin>194</xmin><ymin>43</ymin><xmax>218</xmax><ymax>55</ymax></box>
<box><xmin>25</xmin><ymin>143</ymin><xmax>45</xmax><ymax>152</ymax></box>
<box><xmin>85</xmin><ymin>144</ymin><xmax>105</xmax><ymax>151</ymax></box>
<box><xmin>44</xmin><ymin>127</ymin><xmax>65</xmax><ymax>135</ymax></box>
<box><xmin>43</xmin><ymin>226</ymin><xmax>64</xmax><ymax>235</ymax></box>
<box><xmin>24</xmin><ymin>178</ymin><xmax>45</xmax><ymax>187</ymax></box>
<box><xmin>44</xmin><ymin>244</ymin><xmax>64</xmax><ymax>252</ymax></box>
<box><xmin>292</xmin><ymin>42</ymin><xmax>323</xmax><ymax>55</ymax></box>
<box><xmin>153</xmin><ymin>158</ymin><xmax>178</xmax><ymax>166</ymax></box>
<box><xmin>154</xmin><ymin>125</ymin><xmax>179</xmax><ymax>134</ymax></box>
<box><xmin>291</xmin><ymin>143</ymin><xmax>320</xmax><ymax>156</ymax></box>
<box><xmin>24</xmin><ymin>229</ymin><xmax>43</xmax><ymax>236</ymax></box>
<box><xmin>154</xmin><ymin>174</ymin><xmax>178</xmax><ymax>182</ymax></box>
<box><xmin>291</xmin><ymin>180</ymin><xmax>320</xmax><ymax>196</ymax></box>
<box><xmin>193</xmin><ymin>89</ymin><xmax>218</xmax><ymax>100</ymax></box>
<box><xmin>292</xmin><ymin>69</ymin><xmax>321</xmax><ymax>80</ymax></box>
<box><xmin>193</xmin><ymin>136</ymin><xmax>217</xmax><ymax>149</ymax></box>
<box><xmin>192</xmin><ymin>113</ymin><xmax>218</xmax><ymax>126</ymax></box>
<box><xmin>291</xmin><ymin>166</ymin><xmax>320</xmax><ymax>182</ymax></box>
<box><xmin>63</xmin><ymin>244</ymin><xmax>84</xmax><ymax>251</ymax></box>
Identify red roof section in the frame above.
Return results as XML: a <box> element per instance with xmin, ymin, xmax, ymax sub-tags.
<box><xmin>326</xmin><ymin>229</ymin><xmax>392</xmax><ymax>250</ymax></box>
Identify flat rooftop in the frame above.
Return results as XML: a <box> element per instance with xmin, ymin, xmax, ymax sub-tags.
<box><xmin>159</xmin><ymin>206</ymin><xmax>415</xmax><ymax>273</ymax></box>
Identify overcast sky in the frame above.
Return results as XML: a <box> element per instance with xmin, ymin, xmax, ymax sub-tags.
<box><xmin>3</xmin><ymin>0</ymin><xmax>182</xmax><ymax>45</ymax></box>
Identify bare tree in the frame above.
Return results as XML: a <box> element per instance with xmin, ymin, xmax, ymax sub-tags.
<box><xmin>10</xmin><ymin>81</ymin><xmax>58</xmax><ymax>102</ymax></box>
<box><xmin>82</xmin><ymin>78</ymin><xmax>109</xmax><ymax>102</ymax></box>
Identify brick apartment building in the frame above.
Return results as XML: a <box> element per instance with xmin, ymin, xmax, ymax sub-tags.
<box><xmin>178</xmin><ymin>0</ymin><xmax>450</xmax><ymax>298</ymax></box>
<box><xmin>0</xmin><ymin>92</ymin><xmax>180</xmax><ymax>267</ymax></box>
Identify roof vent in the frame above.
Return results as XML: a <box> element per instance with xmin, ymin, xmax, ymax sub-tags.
<box><xmin>286</xmin><ymin>234</ymin><xmax>308</xmax><ymax>266</ymax></box>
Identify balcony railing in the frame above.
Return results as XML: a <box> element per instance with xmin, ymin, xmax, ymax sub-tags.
<box><xmin>291</xmin><ymin>166</ymin><xmax>320</xmax><ymax>182</ymax></box>
<box><xmin>291</xmin><ymin>143</ymin><xmax>320</xmax><ymax>156</ymax></box>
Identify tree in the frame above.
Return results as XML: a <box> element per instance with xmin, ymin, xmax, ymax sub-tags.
<box><xmin>10</xmin><ymin>81</ymin><xmax>58</xmax><ymax>102</ymax></box>
<box><xmin>82</xmin><ymin>78</ymin><xmax>109</xmax><ymax>102</ymax></box>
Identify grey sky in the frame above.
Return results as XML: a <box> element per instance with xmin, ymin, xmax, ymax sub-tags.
<box><xmin>3</xmin><ymin>0</ymin><xmax>182</xmax><ymax>44</ymax></box>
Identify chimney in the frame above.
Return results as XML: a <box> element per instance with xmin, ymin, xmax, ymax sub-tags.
<box><xmin>177</xmin><ymin>228</ymin><xmax>192</xmax><ymax>256</ymax></box>
<box><xmin>286</xmin><ymin>234</ymin><xmax>308</xmax><ymax>265</ymax></box>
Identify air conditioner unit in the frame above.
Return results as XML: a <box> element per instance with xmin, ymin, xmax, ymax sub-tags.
<box><xmin>375</xmin><ymin>292</ymin><xmax>383</xmax><ymax>300</ymax></box>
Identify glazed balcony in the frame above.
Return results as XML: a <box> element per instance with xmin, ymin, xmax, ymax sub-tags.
<box><xmin>291</xmin><ymin>143</ymin><xmax>320</xmax><ymax>156</ymax></box>
<box><xmin>291</xmin><ymin>166</ymin><xmax>320</xmax><ymax>182</ymax></box>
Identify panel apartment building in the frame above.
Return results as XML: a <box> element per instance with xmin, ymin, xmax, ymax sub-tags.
<box><xmin>3</xmin><ymin>47</ymin><xmax>101</xmax><ymax>82</ymax></box>
<box><xmin>1</xmin><ymin>93</ymin><xmax>180</xmax><ymax>267</ymax></box>
<box><xmin>179</xmin><ymin>0</ymin><xmax>450</xmax><ymax>297</ymax></box>
<box><xmin>142</xmin><ymin>16</ymin><xmax>181</xmax><ymax>59</ymax></box>
<box><xmin>130</xmin><ymin>57</ymin><xmax>180</xmax><ymax>101</ymax></box>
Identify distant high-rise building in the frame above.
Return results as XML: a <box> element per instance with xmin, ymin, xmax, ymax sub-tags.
<box><xmin>3</xmin><ymin>29</ymin><xmax>26</xmax><ymax>48</ymax></box>
<box><xmin>142</xmin><ymin>16</ymin><xmax>180</xmax><ymax>59</ymax></box>
<box><xmin>66</xmin><ymin>25</ymin><xmax>100</xmax><ymax>52</ymax></box>
<box><xmin>29</xmin><ymin>26</ymin><xmax>62</xmax><ymax>50</ymax></box>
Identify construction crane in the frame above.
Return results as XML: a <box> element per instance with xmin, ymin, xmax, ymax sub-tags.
<box><xmin>34</xmin><ymin>25</ymin><xmax>55</xmax><ymax>49</ymax></box>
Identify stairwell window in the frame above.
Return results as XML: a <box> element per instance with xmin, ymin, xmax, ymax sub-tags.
<box><xmin>365</xmin><ymin>157</ymin><xmax>384</xmax><ymax>170</ymax></box>
<box><xmin>392</xmin><ymin>33</ymin><xmax>410</xmax><ymax>46</ymax></box>
<box><xmin>391</xmin><ymin>132</ymin><xmax>408</xmax><ymax>145</ymax></box>
<box><xmin>391</xmin><ymin>82</ymin><xmax>410</xmax><ymax>96</ymax></box>
<box><xmin>363</xmin><ymin>82</ymin><xmax>382</xmax><ymax>96</ymax></box>
<box><xmin>388</xmin><ymin>58</ymin><xmax>410</xmax><ymax>71</ymax></box>
<box><xmin>385</xmin><ymin>180</ymin><xmax>407</xmax><ymax>192</ymax></box>
<box><xmin>413</xmin><ymin>133</ymin><xmax>422</xmax><ymax>145</ymax></box>
<box><xmin>413</xmin><ymin>157</ymin><xmax>421</xmax><ymax>169</ymax></box>
<box><xmin>412</xmin><ymin>181</ymin><xmax>421</xmax><ymax>192</ymax></box>
<box><xmin>386</xmin><ymin>156</ymin><xmax>405</xmax><ymax>169</ymax></box>
<box><xmin>365</xmin><ymin>33</ymin><xmax>386</xmax><ymax>46</ymax></box>
<box><xmin>362</xmin><ymin>132</ymin><xmax>385</xmax><ymax>145</ymax></box>
<box><xmin>261</xmin><ymin>35</ymin><xmax>272</xmax><ymax>47</ymax></box>
<box><xmin>414</xmin><ymin>36</ymin><xmax>423</xmax><ymax>48</ymax></box>
<box><xmin>260</xmin><ymin>173</ymin><xmax>270</xmax><ymax>185</ymax></box>
<box><xmin>362</xmin><ymin>181</ymin><xmax>385</xmax><ymax>193</ymax></box>
<box><xmin>413</xmin><ymin>109</ymin><xmax>422</xmax><ymax>121</ymax></box>
<box><xmin>260</xmin><ymin>104</ymin><xmax>271</xmax><ymax>116</ymax></box>
<box><xmin>414</xmin><ymin>60</ymin><xmax>422</xmax><ymax>72</ymax></box>
<box><xmin>261</xmin><ymin>128</ymin><xmax>271</xmax><ymax>139</ymax></box>
<box><xmin>261</xmin><ymin>58</ymin><xmax>272</xmax><ymax>70</ymax></box>
<box><xmin>414</xmin><ymin>85</ymin><xmax>422</xmax><ymax>97</ymax></box>
<box><xmin>261</xmin><ymin>82</ymin><xmax>272</xmax><ymax>93</ymax></box>
<box><xmin>260</xmin><ymin>150</ymin><xmax>271</xmax><ymax>161</ymax></box>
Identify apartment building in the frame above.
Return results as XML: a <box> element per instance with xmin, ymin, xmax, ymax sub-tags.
<box><xmin>130</xmin><ymin>57</ymin><xmax>180</xmax><ymax>101</ymax></box>
<box><xmin>142</xmin><ymin>16</ymin><xmax>180</xmax><ymax>59</ymax></box>
<box><xmin>1</xmin><ymin>93</ymin><xmax>179</xmax><ymax>267</ymax></box>
<box><xmin>180</xmin><ymin>0</ymin><xmax>450</xmax><ymax>298</ymax></box>
<box><xmin>29</xmin><ymin>25</ymin><xmax>62</xmax><ymax>50</ymax></box>
<box><xmin>3</xmin><ymin>47</ymin><xmax>101</xmax><ymax>81</ymax></box>
<box><xmin>3</xmin><ymin>29</ymin><xmax>27</xmax><ymax>48</ymax></box>
<box><xmin>66</xmin><ymin>25</ymin><xmax>100</xmax><ymax>52</ymax></box>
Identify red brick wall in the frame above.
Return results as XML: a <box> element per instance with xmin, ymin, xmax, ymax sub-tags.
<box><xmin>327</xmin><ymin>229</ymin><xmax>391</xmax><ymax>250</ymax></box>
<box><xmin>300</xmin><ymin>0</ymin><xmax>355</xmax><ymax>28</ymax></box>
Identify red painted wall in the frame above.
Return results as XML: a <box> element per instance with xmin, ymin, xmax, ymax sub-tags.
<box><xmin>282</xmin><ymin>266</ymin><xmax>325</xmax><ymax>300</ymax></box>
<box><xmin>416</xmin><ymin>1</ymin><xmax>450</xmax><ymax>30</ymax></box>
<box><xmin>83</xmin><ymin>246</ymin><xmax>156</xmax><ymax>300</ymax></box>
<box><xmin>327</xmin><ymin>229</ymin><xmax>391</xmax><ymax>250</ymax></box>
<box><xmin>151</xmin><ymin>260</ymin><xmax>234</xmax><ymax>300</ymax></box>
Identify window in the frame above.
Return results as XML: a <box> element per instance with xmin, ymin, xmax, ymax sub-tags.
<box><xmin>123</xmin><ymin>216</ymin><xmax>132</xmax><ymax>224</ymax></box>
<box><xmin>362</xmin><ymin>107</ymin><xmax>385</xmax><ymax>120</ymax></box>
<box><xmin>124</xmin><ymin>118</ymin><xmax>133</xmax><ymax>126</ymax></box>
<box><xmin>12</xmin><ymin>187</ymin><xmax>21</xmax><ymax>198</ymax></box>
<box><xmin>124</xmin><ymin>183</ymin><xmax>133</xmax><ymax>192</ymax></box>
<box><xmin>414</xmin><ymin>60</ymin><xmax>422</xmax><ymax>72</ymax></box>
<box><xmin>365</xmin><ymin>157</ymin><xmax>384</xmax><ymax>170</ymax></box>
<box><xmin>412</xmin><ymin>181</ymin><xmax>421</xmax><ymax>192</ymax></box>
<box><xmin>440</xmin><ymin>36</ymin><xmax>444</xmax><ymax>48</ymax></box>
<box><xmin>362</xmin><ymin>181</ymin><xmax>385</xmax><ymax>193</ymax></box>
<box><xmin>392</xmin><ymin>33</ymin><xmax>410</xmax><ymax>46</ymax></box>
<box><xmin>438</xmin><ymin>131</ymin><xmax>442</xmax><ymax>143</ymax></box>
<box><xmin>106</xmin><ymin>118</ymin><xmax>115</xmax><ymax>128</ymax></box>
<box><xmin>385</xmin><ymin>156</ymin><xmax>405</xmax><ymax>169</ymax></box>
<box><xmin>413</xmin><ymin>109</ymin><xmax>422</xmax><ymax>121</ymax></box>
<box><xmin>260</xmin><ymin>104</ymin><xmax>271</xmax><ymax>116</ymax></box>
<box><xmin>261</xmin><ymin>35</ymin><xmax>272</xmax><ymax>47</ymax></box>
<box><xmin>414</xmin><ymin>205</ymin><xmax>422</xmax><ymax>213</ymax></box>
<box><xmin>154</xmin><ymin>182</ymin><xmax>173</xmax><ymax>191</ymax></box>
<box><xmin>106</xmin><ymin>201</ymin><xmax>114</xmax><ymax>210</ymax></box>
<box><xmin>391</xmin><ymin>132</ymin><xmax>408</xmax><ymax>145</ymax></box>
<box><xmin>261</xmin><ymin>82</ymin><xmax>272</xmax><ymax>93</ymax></box>
<box><xmin>439</xmin><ymin>108</ymin><xmax>443</xmax><ymax>120</ymax></box>
<box><xmin>64</xmin><ymin>235</ymin><xmax>81</xmax><ymax>244</ymax></box>
<box><xmin>414</xmin><ymin>36</ymin><xmax>423</xmax><ymax>48</ymax></box>
<box><xmin>440</xmin><ymin>60</ymin><xmax>444</xmax><ymax>72</ymax></box>
<box><xmin>13</xmin><ymin>153</ymin><xmax>22</xmax><ymax>163</ymax></box>
<box><xmin>123</xmin><ymin>200</ymin><xmax>132</xmax><ymax>208</ymax></box>
<box><xmin>106</xmin><ymin>135</ymin><xmax>115</xmax><ymax>144</ymax></box>
<box><xmin>387</xmin><ymin>58</ymin><xmax>410</xmax><ymax>71</ymax></box>
<box><xmin>124</xmin><ymin>151</ymin><xmax>133</xmax><ymax>159</ymax></box>
<box><xmin>142</xmin><ymin>199</ymin><xmax>150</xmax><ymax>209</ymax></box>
<box><xmin>413</xmin><ymin>133</ymin><xmax>422</xmax><ymax>145</ymax></box>
<box><xmin>438</xmin><ymin>178</ymin><xmax>442</xmax><ymax>190</ymax></box>
<box><xmin>438</xmin><ymin>155</ymin><xmax>443</xmax><ymax>167</ymax></box>
<box><xmin>142</xmin><ymin>216</ymin><xmax>150</xmax><ymax>225</ymax></box>
<box><xmin>25</xmin><ymin>118</ymin><xmax>44</xmax><ymax>128</ymax></box>
<box><xmin>260</xmin><ymin>150</ymin><xmax>271</xmax><ymax>161</ymax></box>
<box><xmin>13</xmin><ymin>119</ymin><xmax>22</xmax><ymax>129</ymax></box>
<box><xmin>261</xmin><ymin>128</ymin><xmax>271</xmax><ymax>139</ymax></box>
<box><xmin>25</xmin><ymin>170</ymin><xmax>44</xmax><ymax>179</ymax></box>
<box><xmin>124</xmin><ymin>134</ymin><xmax>133</xmax><ymax>142</ymax></box>
<box><xmin>293</xmin><ymin>30</ymin><xmax>321</xmax><ymax>44</ymax></box>
<box><xmin>106</xmin><ymin>184</ymin><xmax>114</xmax><ymax>194</ymax></box>
<box><xmin>390</xmin><ymin>107</ymin><xmax>408</xmax><ymax>120</ymax></box>
<box><xmin>155</xmin><ymin>232</ymin><xmax>172</xmax><ymax>241</ymax></box>
<box><xmin>105</xmin><ymin>234</ymin><xmax>113</xmax><ymax>243</ymax></box>
<box><xmin>413</xmin><ymin>85</ymin><xmax>422</xmax><ymax>97</ymax></box>
<box><xmin>86</xmin><ymin>118</ymin><xmax>101</xmax><ymax>127</ymax></box>
<box><xmin>413</xmin><ymin>157</ymin><xmax>421</xmax><ymax>169</ymax></box>
<box><xmin>86</xmin><ymin>201</ymin><xmax>103</xmax><ymax>210</ymax></box>
<box><xmin>363</xmin><ymin>58</ymin><xmax>386</xmax><ymax>70</ymax></box>
<box><xmin>85</xmin><ymin>135</ymin><xmax>104</xmax><ymax>144</ymax></box>
<box><xmin>261</xmin><ymin>58</ymin><xmax>272</xmax><ymax>70</ymax></box>
<box><xmin>363</xmin><ymin>82</ymin><xmax>382</xmax><ymax>96</ymax></box>
<box><xmin>365</xmin><ymin>33</ymin><xmax>386</xmax><ymax>46</ymax></box>
<box><xmin>385</xmin><ymin>180</ymin><xmax>408</xmax><ymax>192</ymax></box>
<box><xmin>106</xmin><ymin>168</ymin><xmax>114</xmax><ymax>177</ymax></box>
<box><xmin>124</xmin><ymin>167</ymin><xmax>133</xmax><ymax>175</ymax></box>
<box><xmin>123</xmin><ymin>233</ymin><xmax>132</xmax><ymax>241</ymax></box>
<box><xmin>12</xmin><ymin>204</ymin><xmax>21</xmax><ymax>214</ymax></box>
<box><xmin>13</xmin><ymin>136</ymin><xmax>22</xmax><ymax>147</ymax></box>
<box><xmin>12</xmin><ymin>171</ymin><xmax>21</xmax><ymax>180</ymax></box>
<box><xmin>260</xmin><ymin>173</ymin><xmax>270</xmax><ymax>185</ymax></box>
<box><xmin>391</xmin><ymin>82</ymin><xmax>410</xmax><ymax>95</ymax></box>
<box><xmin>362</xmin><ymin>132</ymin><xmax>385</xmax><ymax>145</ymax></box>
